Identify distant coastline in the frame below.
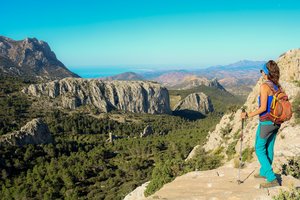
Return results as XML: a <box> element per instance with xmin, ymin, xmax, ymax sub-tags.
<box><xmin>69</xmin><ymin>66</ymin><xmax>133</xmax><ymax>78</ymax></box>
<box><xmin>69</xmin><ymin>66</ymin><xmax>190</xmax><ymax>78</ymax></box>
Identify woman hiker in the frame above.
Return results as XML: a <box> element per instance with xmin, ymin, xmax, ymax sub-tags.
<box><xmin>241</xmin><ymin>60</ymin><xmax>281</xmax><ymax>188</ymax></box>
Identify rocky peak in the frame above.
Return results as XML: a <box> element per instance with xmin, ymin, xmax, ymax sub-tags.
<box><xmin>210</xmin><ymin>77</ymin><xmax>226</xmax><ymax>90</ymax></box>
<box><xmin>0</xmin><ymin>35</ymin><xmax>79</xmax><ymax>80</ymax></box>
<box><xmin>0</xmin><ymin>118</ymin><xmax>53</xmax><ymax>146</ymax></box>
<box><xmin>21</xmin><ymin>37</ymin><xmax>57</xmax><ymax>61</ymax></box>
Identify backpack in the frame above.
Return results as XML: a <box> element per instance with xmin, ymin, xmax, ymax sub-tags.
<box><xmin>259</xmin><ymin>81</ymin><xmax>293</xmax><ymax>124</ymax></box>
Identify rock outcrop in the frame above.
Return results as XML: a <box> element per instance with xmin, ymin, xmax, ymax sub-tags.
<box><xmin>22</xmin><ymin>78</ymin><xmax>172</xmax><ymax>114</ymax></box>
<box><xmin>0</xmin><ymin>36</ymin><xmax>79</xmax><ymax>80</ymax></box>
<box><xmin>174</xmin><ymin>92</ymin><xmax>214</xmax><ymax>115</ymax></box>
<box><xmin>124</xmin><ymin>181</ymin><xmax>150</xmax><ymax>200</ymax></box>
<box><xmin>140</xmin><ymin>125</ymin><xmax>154</xmax><ymax>138</ymax></box>
<box><xmin>0</xmin><ymin>118</ymin><xmax>53</xmax><ymax>146</ymax></box>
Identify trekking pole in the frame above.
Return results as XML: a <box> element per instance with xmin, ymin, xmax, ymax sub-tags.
<box><xmin>237</xmin><ymin>108</ymin><xmax>246</xmax><ymax>185</ymax></box>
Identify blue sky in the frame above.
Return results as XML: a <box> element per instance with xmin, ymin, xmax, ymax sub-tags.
<box><xmin>1</xmin><ymin>0</ymin><xmax>300</xmax><ymax>69</ymax></box>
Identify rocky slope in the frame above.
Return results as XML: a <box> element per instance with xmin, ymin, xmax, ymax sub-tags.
<box><xmin>0</xmin><ymin>36</ymin><xmax>79</xmax><ymax>80</ymax></box>
<box><xmin>174</xmin><ymin>92</ymin><xmax>214</xmax><ymax>115</ymax></box>
<box><xmin>22</xmin><ymin>78</ymin><xmax>172</xmax><ymax>114</ymax></box>
<box><xmin>0</xmin><ymin>118</ymin><xmax>53</xmax><ymax>146</ymax></box>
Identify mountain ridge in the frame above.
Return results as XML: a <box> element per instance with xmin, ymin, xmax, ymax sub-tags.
<box><xmin>0</xmin><ymin>36</ymin><xmax>79</xmax><ymax>80</ymax></box>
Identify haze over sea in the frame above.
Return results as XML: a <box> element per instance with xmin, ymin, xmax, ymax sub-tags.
<box><xmin>69</xmin><ymin>65</ymin><xmax>193</xmax><ymax>78</ymax></box>
<box><xmin>69</xmin><ymin>66</ymin><xmax>142</xmax><ymax>78</ymax></box>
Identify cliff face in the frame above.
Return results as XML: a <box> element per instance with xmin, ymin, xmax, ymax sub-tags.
<box><xmin>22</xmin><ymin>78</ymin><xmax>172</xmax><ymax>114</ymax></box>
<box><xmin>200</xmin><ymin>49</ymin><xmax>300</xmax><ymax>164</ymax></box>
<box><xmin>174</xmin><ymin>92</ymin><xmax>214</xmax><ymax>115</ymax></box>
<box><xmin>0</xmin><ymin>36</ymin><xmax>79</xmax><ymax>80</ymax></box>
<box><xmin>0</xmin><ymin>118</ymin><xmax>53</xmax><ymax>146</ymax></box>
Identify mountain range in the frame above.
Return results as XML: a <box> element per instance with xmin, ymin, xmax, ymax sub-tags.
<box><xmin>100</xmin><ymin>60</ymin><xmax>265</xmax><ymax>98</ymax></box>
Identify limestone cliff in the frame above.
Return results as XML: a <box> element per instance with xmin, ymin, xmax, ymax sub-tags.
<box><xmin>0</xmin><ymin>118</ymin><xmax>53</xmax><ymax>146</ymax></box>
<box><xmin>22</xmin><ymin>78</ymin><xmax>172</xmax><ymax>114</ymax></box>
<box><xmin>174</xmin><ymin>92</ymin><xmax>214</xmax><ymax>115</ymax></box>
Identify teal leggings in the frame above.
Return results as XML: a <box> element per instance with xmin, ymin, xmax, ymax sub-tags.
<box><xmin>255</xmin><ymin>121</ymin><xmax>280</xmax><ymax>182</ymax></box>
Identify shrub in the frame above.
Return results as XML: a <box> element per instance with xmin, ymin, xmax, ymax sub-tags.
<box><xmin>242</xmin><ymin>147</ymin><xmax>254</xmax><ymax>162</ymax></box>
<box><xmin>144</xmin><ymin>149</ymin><xmax>223</xmax><ymax>197</ymax></box>
<box><xmin>292</xmin><ymin>93</ymin><xmax>300</xmax><ymax>124</ymax></box>
<box><xmin>273</xmin><ymin>187</ymin><xmax>300</xmax><ymax>200</ymax></box>
<box><xmin>144</xmin><ymin>159</ymin><xmax>182</xmax><ymax>197</ymax></box>
<box><xmin>281</xmin><ymin>157</ymin><xmax>300</xmax><ymax>179</ymax></box>
<box><xmin>220</xmin><ymin>124</ymin><xmax>232</xmax><ymax>138</ymax></box>
<box><xmin>226</xmin><ymin>140</ymin><xmax>238</xmax><ymax>160</ymax></box>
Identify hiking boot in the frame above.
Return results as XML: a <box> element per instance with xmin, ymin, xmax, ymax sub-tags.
<box><xmin>254</xmin><ymin>173</ymin><xmax>265</xmax><ymax>179</ymax></box>
<box><xmin>259</xmin><ymin>179</ymin><xmax>280</xmax><ymax>188</ymax></box>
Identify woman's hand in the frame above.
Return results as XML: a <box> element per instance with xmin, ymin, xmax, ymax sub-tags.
<box><xmin>241</xmin><ymin>112</ymin><xmax>248</xmax><ymax>119</ymax></box>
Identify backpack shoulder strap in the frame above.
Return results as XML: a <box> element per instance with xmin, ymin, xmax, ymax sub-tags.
<box><xmin>262</xmin><ymin>81</ymin><xmax>277</xmax><ymax>93</ymax></box>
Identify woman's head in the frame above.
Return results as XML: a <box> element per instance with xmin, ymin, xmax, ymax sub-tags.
<box><xmin>261</xmin><ymin>60</ymin><xmax>280</xmax><ymax>86</ymax></box>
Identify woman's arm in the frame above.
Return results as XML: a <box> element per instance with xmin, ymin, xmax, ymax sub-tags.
<box><xmin>241</xmin><ymin>84</ymin><xmax>269</xmax><ymax>118</ymax></box>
